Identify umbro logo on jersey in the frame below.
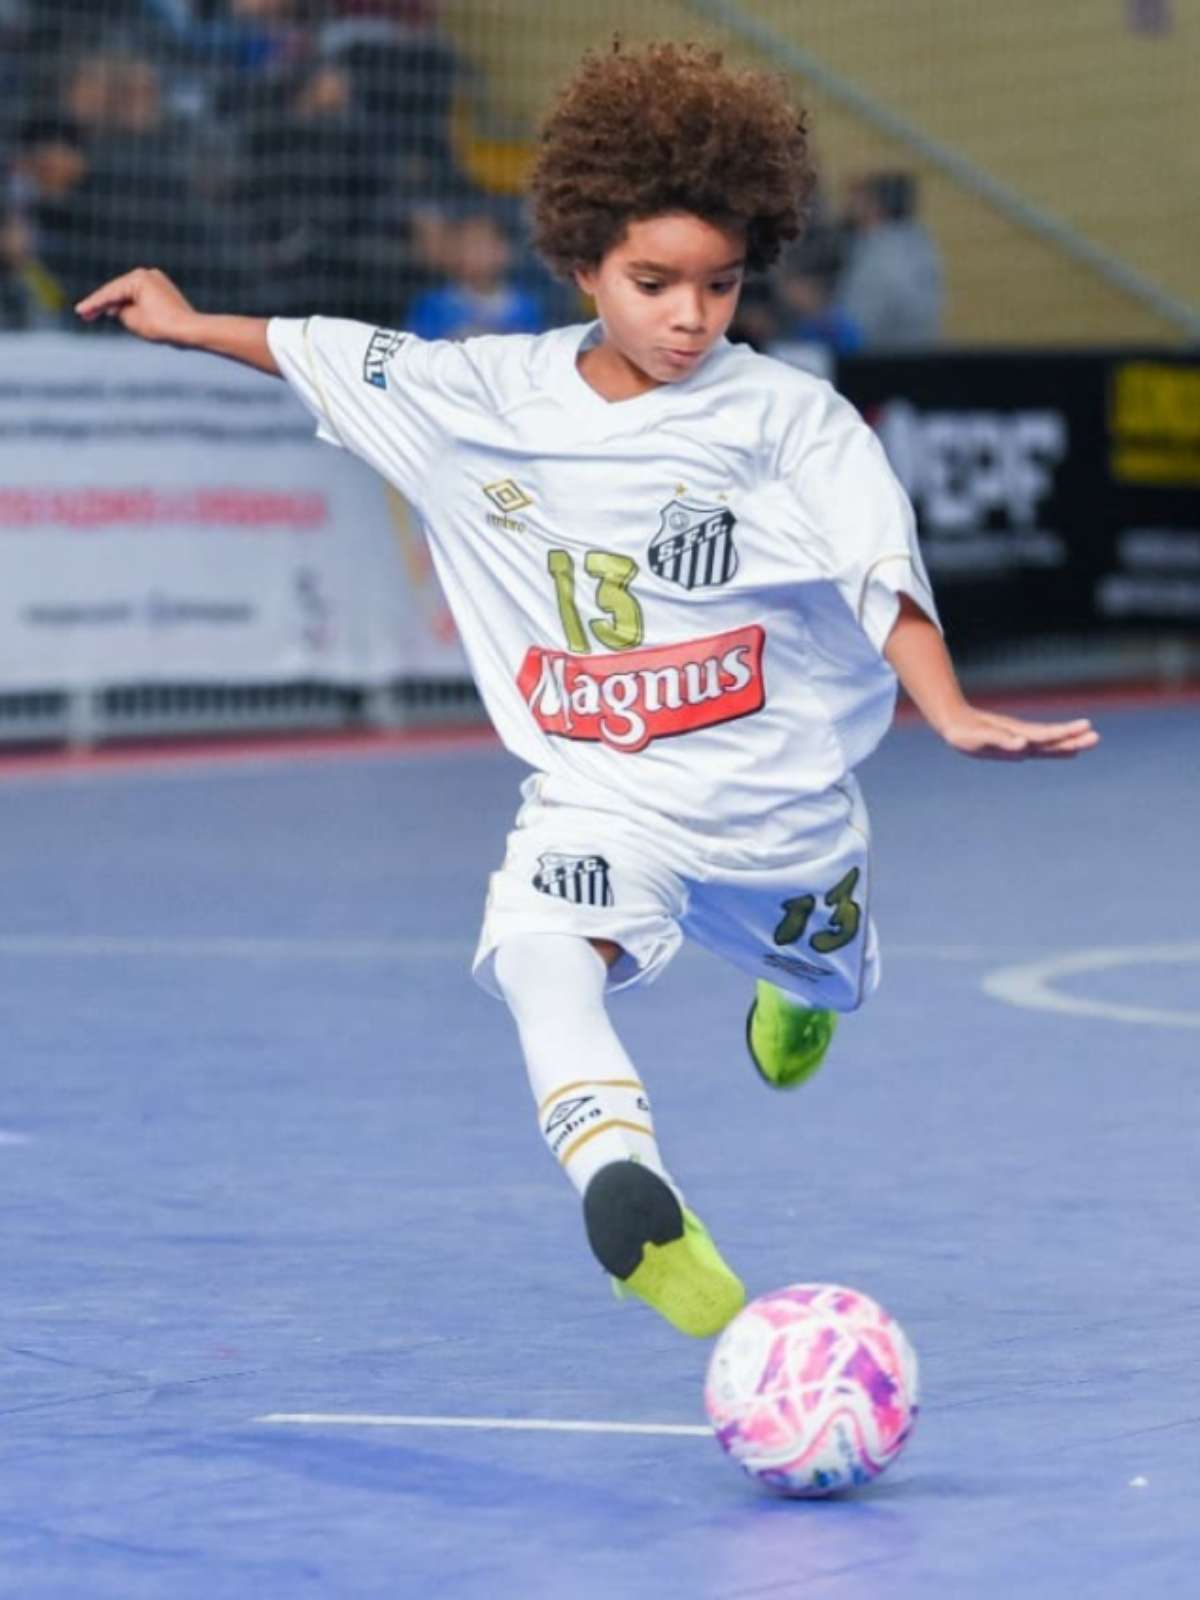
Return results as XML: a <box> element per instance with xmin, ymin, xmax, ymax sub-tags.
<box><xmin>517</xmin><ymin>623</ymin><xmax>765</xmax><ymax>754</ymax></box>
<box><xmin>362</xmin><ymin>328</ymin><xmax>406</xmax><ymax>390</ymax></box>
<box><xmin>483</xmin><ymin>479</ymin><xmax>534</xmax><ymax>514</ymax></box>
<box><xmin>649</xmin><ymin>500</ymin><xmax>738</xmax><ymax>590</ymax></box>
<box><xmin>532</xmin><ymin>853</ymin><xmax>614</xmax><ymax>907</ymax></box>
<box><xmin>483</xmin><ymin>479</ymin><xmax>533</xmax><ymax>533</ymax></box>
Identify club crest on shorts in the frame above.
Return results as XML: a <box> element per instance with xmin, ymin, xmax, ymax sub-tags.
<box><xmin>532</xmin><ymin>852</ymin><xmax>614</xmax><ymax>907</ymax></box>
<box><xmin>649</xmin><ymin>499</ymin><xmax>738</xmax><ymax>590</ymax></box>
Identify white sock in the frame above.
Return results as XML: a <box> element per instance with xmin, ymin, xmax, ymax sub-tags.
<box><xmin>493</xmin><ymin>933</ymin><xmax>673</xmax><ymax>1196</ymax></box>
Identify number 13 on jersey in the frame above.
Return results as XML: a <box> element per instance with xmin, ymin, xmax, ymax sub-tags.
<box><xmin>548</xmin><ymin>549</ymin><xmax>644</xmax><ymax>654</ymax></box>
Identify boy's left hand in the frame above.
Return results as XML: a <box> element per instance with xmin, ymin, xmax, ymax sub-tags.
<box><xmin>940</xmin><ymin>706</ymin><xmax>1099</xmax><ymax>760</ymax></box>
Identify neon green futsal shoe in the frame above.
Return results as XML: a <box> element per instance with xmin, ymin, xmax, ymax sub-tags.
<box><xmin>584</xmin><ymin>1161</ymin><xmax>745</xmax><ymax>1339</ymax></box>
<box><xmin>746</xmin><ymin>979</ymin><xmax>837</xmax><ymax>1089</ymax></box>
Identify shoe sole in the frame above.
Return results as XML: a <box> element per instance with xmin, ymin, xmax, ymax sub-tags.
<box><xmin>745</xmin><ymin>996</ymin><xmax>833</xmax><ymax>1089</ymax></box>
<box><xmin>583</xmin><ymin>1161</ymin><xmax>744</xmax><ymax>1339</ymax></box>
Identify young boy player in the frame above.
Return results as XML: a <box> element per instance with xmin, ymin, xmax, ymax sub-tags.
<box><xmin>78</xmin><ymin>40</ymin><xmax>1098</xmax><ymax>1340</ymax></box>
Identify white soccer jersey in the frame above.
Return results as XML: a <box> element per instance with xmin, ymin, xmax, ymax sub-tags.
<box><xmin>267</xmin><ymin>317</ymin><xmax>937</xmax><ymax>854</ymax></box>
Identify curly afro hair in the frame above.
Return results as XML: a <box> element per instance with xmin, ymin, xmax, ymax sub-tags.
<box><xmin>529</xmin><ymin>39</ymin><xmax>813</xmax><ymax>279</ymax></box>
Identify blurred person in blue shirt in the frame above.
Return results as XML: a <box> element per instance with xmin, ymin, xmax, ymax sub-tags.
<box><xmin>776</xmin><ymin>260</ymin><xmax>862</xmax><ymax>357</ymax></box>
<box><xmin>407</xmin><ymin>209</ymin><xmax>542</xmax><ymax>341</ymax></box>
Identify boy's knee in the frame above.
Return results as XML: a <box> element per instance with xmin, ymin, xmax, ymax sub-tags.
<box><xmin>589</xmin><ymin>938</ymin><xmax>625</xmax><ymax>969</ymax></box>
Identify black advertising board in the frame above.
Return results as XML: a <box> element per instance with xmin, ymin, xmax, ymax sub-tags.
<box><xmin>836</xmin><ymin>351</ymin><xmax>1200</xmax><ymax>657</ymax></box>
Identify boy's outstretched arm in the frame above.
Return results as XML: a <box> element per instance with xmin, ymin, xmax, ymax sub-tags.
<box><xmin>75</xmin><ymin>268</ymin><xmax>280</xmax><ymax>377</ymax></box>
<box><xmin>883</xmin><ymin>595</ymin><xmax>1100</xmax><ymax>759</ymax></box>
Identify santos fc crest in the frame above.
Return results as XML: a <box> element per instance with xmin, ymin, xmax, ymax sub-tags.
<box><xmin>648</xmin><ymin>500</ymin><xmax>738</xmax><ymax>591</ymax></box>
<box><xmin>532</xmin><ymin>852</ymin><xmax>614</xmax><ymax>907</ymax></box>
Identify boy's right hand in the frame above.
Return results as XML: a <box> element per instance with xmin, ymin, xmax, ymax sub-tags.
<box><xmin>75</xmin><ymin>267</ymin><xmax>199</xmax><ymax>345</ymax></box>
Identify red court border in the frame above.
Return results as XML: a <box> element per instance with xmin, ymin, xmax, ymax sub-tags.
<box><xmin>0</xmin><ymin>723</ymin><xmax>498</xmax><ymax>782</ymax></box>
<box><xmin>0</xmin><ymin>681</ymin><xmax>1195</xmax><ymax>784</ymax></box>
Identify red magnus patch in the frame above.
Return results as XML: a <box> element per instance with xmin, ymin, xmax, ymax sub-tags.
<box><xmin>517</xmin><ymin>625</ymin><xmax>766</xmax><ymax>754</ymax></box>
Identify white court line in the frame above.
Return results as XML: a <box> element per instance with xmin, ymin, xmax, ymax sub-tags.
<box><xmin>0</xmin><ymin>1131</ymin><xmax>31</xmax><ymax>1146</ymax></box>
<box><xmin>983</xmin><ymin>943</ymin><xmax>1200</xmax><ymax>1030</ymax></box>
<box><xmin>0</xmin><ymin>934</ymin><xmax>1019</xmax><ymax>964</ymax></box>
<box><xmin>0</xmin><ymin>934</ymin><xmax>468</xmax><ymax>961</ymax></box>
<box><xmin>258</xmin><ymin>1412</ymin><xmax>711</xmax><ymax>1438</ymax></box>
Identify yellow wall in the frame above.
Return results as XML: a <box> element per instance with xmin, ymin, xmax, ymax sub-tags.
<box><xmin>441</xmin><ymin>0</ymin><xmax>1199</xmax><ymax>346</ymax></box>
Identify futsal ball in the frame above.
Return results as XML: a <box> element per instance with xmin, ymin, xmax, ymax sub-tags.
<box><xmin>704</xmin><ymin>1283</ymin><xmax>919</xmax><ymax>1497</ymax></box>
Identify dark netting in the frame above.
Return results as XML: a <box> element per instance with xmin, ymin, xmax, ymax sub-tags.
<box><xmin>0</xmin><ymin>0</ymin><xmax>574</xmax><ymax>333</ymax></box>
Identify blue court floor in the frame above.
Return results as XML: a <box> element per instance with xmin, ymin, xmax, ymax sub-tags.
<box><xmin>1</xmin><ymin>702</ymin><xmax>1197</xmax><ymax>1599</ymax></box>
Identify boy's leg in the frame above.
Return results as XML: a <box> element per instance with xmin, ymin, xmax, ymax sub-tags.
<box><xmin>682</xmin><ymin>784</ymin><xmax>877</xmax><ymax>1088</ymax></box>
<box><xmin>494</xmin><ymin>933</ymin><xmax>666</xmax><ymax>1193</ymax></box>
<box><xmin>493</xmin><ymin>932</ymin><xmax>744</xmax><ymax>1338</ymax></box>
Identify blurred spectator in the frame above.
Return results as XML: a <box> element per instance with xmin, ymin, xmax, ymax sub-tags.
<box><xmin>0</xmin><ymin>2</ymin><xmax>26</xmax><ymax>153</ymax></box>
<box><xmin>231</xmin><ymin>0</ymin><xmax>312</xmax><ymax>16</ymax></box>
<box><xmin>9</xmin><ymin>0</ymin><xmax>187</xmax><ymax>69</ymax></box>
<box><xmin>407</xmin><ymin>209</ymin><xmax>542</xmax><ymax>339</ymax></box>
<box><xmin>725</xmin><ymin>167</ymin><xmax>849</xmax><ymax>358</ymax></box>
<box><xmin>223</xmin><ymin>0</ymin><xmax>477</xmax><ymax>321</ymax></box>
<box><xmin>332</xmin><ymin>1</ymin><xmax>439</xmax><ymax>20</ymax></box>
<box><xmin>0</xmin><ymin>0</ymin><xmax>525</xmax><ymax>328</ymax></box>
<box><xmin>775</xmin><ymin>259</ymin><xmax>862</xmax><ymax>357</ymax></box>
<box><xmin>317</xmin><ymin>3</ymin><xmax>462</xmax><ymax>191</ymax></box>
<box><xmin>12</xmin><ymin>1</ymin><xmax>314</xmax><ymax>86</ymax></box>
<box><xmin>10</xmin><ymin>114</ymin><xmax>86</xmax><ymax>202</ymax></box>
<box><xmin>0</xmin><ymin>204</ymin><xmax>60</xmax><ymax>327</ymax></box>
<box><xmin>197</xmin><ymin>0</ymin><xmax>313</xmax><ymax>71</ymax></box>
<box><xmin>726</xmin><ymin>278</ymin><xmax>780</xmax><ymax>352</ymax></box>
<box><xmin>835</xmin><ymin>172</ymin><xmax>943</xmax><ymax>351</ymax></box>
<box><xmin>9</xmin><ymin>112</ymin><xmax>89</xmax><ymax>317</ymax></box>
<box><xmin>17</xmin><ymin>50</ymin><xmax>250</xmax><ymax>311</ymax></box>
<box><xmin>229</xmin><ymin>54</ymin><xmax>393</xmax><ymax>315</ymax></box>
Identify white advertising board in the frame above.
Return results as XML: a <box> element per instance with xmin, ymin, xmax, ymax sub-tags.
<box><xmin>0</xmin><ymin>334</ymin><xmax>467</xmax><ymax>688</ymax></box>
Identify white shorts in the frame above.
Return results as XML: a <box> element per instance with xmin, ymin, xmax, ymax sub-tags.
<box><xmin>473</xmin><ymin>775</ymin><xmax>880</xmax><ymax>1013</ymax></box>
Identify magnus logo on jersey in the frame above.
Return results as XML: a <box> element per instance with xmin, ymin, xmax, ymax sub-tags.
<box><xmin>362</xmin><ymin>328</ymin><xmax>406</xmax><ymax>390</ymax></box>
<box><xmin>649</xmin><ymin>500</ymin><xmax>739</xmax><ymax>590</ymax></box>
<box><xmin>517</xmin><ymin>623</ymin><xmax>765</xmax><ymax>754</ymax></box>
<box><xmin>532</xmin><ymin>853</ymin><xmax>614</xmax><ymax>907</ymax></box>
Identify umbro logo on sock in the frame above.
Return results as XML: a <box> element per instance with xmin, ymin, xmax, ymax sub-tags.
<box><xmin>543</xmin><ymin>1094</ymin><xmax>604</xmax><ymax>1158</ymax></box>
<box><xmin>544</xmin><ymin>1095</ymin><xmax>596</xmax><ymax>1135</ymax></box>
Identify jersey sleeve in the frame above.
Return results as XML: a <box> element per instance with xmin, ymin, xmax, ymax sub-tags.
<box><xmin>267</xmin><ymin>315</ymin><xmax>480</xmax><ymax>510</ymax></box>
<box><xmin>782</xmin><ymin>396</ymin><xmax>939</xmax><ymax>654</ymax></box>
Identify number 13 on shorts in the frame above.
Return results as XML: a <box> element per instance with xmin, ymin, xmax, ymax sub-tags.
<box><xmin>683</xmin><ymin>827</ymin><xmax>878</xmax><ymax>1013</ymax></box>
<box><xmin>773</xmin><ymin>869</ymin><xmax>862</xmax><ymax>954</ymax></box>
<box><xmin>752</xmin><ymin>863</ymin><xmax>872</xmax><ymax>1006</ymax></box>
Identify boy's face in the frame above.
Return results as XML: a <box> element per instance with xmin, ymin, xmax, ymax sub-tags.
<box><xmin>575</xmin><ymin>213</ymin><xmax>746</xmax><ymax>391</ymax></box>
